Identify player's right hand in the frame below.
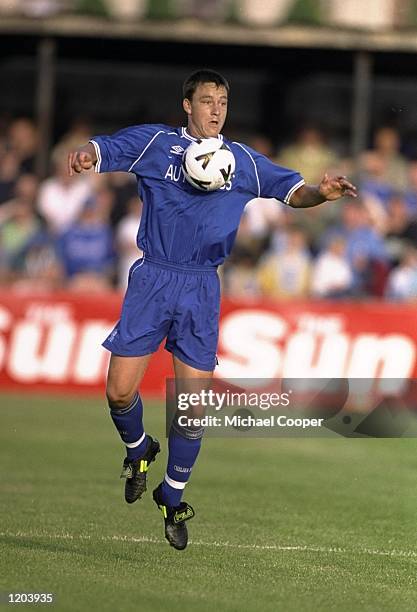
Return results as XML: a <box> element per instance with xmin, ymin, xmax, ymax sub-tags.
<box><xmin>68</xmin><ymin>151</ymin><xmax>94</xmax><ymax>176</ymax></box>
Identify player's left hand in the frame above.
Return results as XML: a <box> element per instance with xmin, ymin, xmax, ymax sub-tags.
<box><xmin>318</xmin><ymin>174</ymin><xmax>357</xmax><ymax>201</ymax></box>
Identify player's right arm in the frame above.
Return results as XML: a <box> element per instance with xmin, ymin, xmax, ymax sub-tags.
<box><xmin>69</xmin><ymin>124</ymin><xmax>166</xmax><ymax>178</ymax></box>
<box><xmin>68</xmin><ymin>142</ymin><xmax>97</xmax><ymax>176</ymax></box>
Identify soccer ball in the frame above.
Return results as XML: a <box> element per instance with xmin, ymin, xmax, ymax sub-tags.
<box><xmin>182</xmin><ymin>138</ymin><xmax>235</xmax><ymax>191</ymax></box>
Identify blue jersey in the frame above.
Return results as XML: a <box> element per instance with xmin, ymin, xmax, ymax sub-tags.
<box><xmin>91</xmin><ymin>125</ymin><xmax>304</xmax><ymax>267</ymax></box>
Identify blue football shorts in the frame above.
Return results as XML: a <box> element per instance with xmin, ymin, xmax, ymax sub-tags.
<box><xmin>102</xmin><ymin>254</ymin><xmax>221</xmax><ymax>371</ymax></box>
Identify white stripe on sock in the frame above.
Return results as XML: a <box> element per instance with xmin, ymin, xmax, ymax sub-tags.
<box><xmin>125</xmin><ymin>432</ymin><xmax>146</xmax><ymax>449</ymax></box>
<box><xmin>164</xmin><ymin>473</ymin><xmax>187</xmax><ymax>490</ymax></box>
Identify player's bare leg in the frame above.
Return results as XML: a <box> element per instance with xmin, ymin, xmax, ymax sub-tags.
<box><xmin>106</xmin><ymin>354</ymin><xmax>160</xmax><ymax>504</ymax></box>
<box><xmin>153</xmin><ymin>355</ymin><xmax>213</xmax><ymax>550</ymax></box>
<box><xmin>106</xmin><ymin>354</ymin><xmax>152</xmax><ymax>407</ymax></box>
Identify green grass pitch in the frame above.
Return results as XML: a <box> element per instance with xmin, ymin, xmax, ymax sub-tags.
<box><xmin>1</xmin><ymin>392</ymin><xmax>417</xmax><ymax>611</ymax></box>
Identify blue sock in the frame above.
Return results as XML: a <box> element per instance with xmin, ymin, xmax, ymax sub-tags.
<box><xmin>161</xmin><ymin>429</ymin><xmax>202</xmax><ymax>507</ymax></box>
<box><xmin>109</xmin><ymin>392</ymin><xmax>147</xmax><ymax>460</ymax></box>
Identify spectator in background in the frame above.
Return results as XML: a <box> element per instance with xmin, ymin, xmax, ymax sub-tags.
<box><xmin>257</xmin><ymin>225</ymin><xmax>311</xmax><ymax>299</ymax></box>
<box><xmin>9</xmin><ymin>172</ymin><xmax>39</xmax><ymax>210</ymax></box>
<box><xmin>0</xmin><ymin>150</ymin><xmax>20</xmax><ymax>204</ymax></box>
<box><xmin>0</xmin><ymin>174</ymin><xmax>45</xmax><ymax>281</ymax></box>
<box><xmin>247</xmin><ymin>134</ymin><xmax>275</xmax><ymax>159</ymax></box>
<box><xmin>12</xmin><ymin>235</ymin><xmax>62</xmax><ymax>293</ymax></box>
<box><xmin>60</xmin><ymin>117</ymin><xmax>93</xmax><ymax>151</ymax></box>
<box><xmin>56</xmin><ymin>191</ymin><xmax>115</xmax><ymax>292</ymax></box>
<box><xmin>360</xmin><ymin>150</ymin><xmax>395</xmax><ymax>210</ymax></box>
<box><xmin>222</xmin><ymin>211</ymin><xmax>268</xmax><ymax>297</ymax></box>
<box><xmin>277</xmin><ymin>126</ymin><xmax>338</xmax><ymax>184</ymax></box>
<box><xmin>371</xmin><ymin>126</ymin><xmax>408</xmax><ymax>192</ymax></box>
<box><xmin>243</xmin><ymin>197</ymin><xmax>285</xmax><ymax>240</ymax></box>
<box><xmin>7</xmin><ymin>117</ymin><xmax>38</xmax><ymax>174</ymax></box>
<box><xmin>405</xmin><ymin>161</ymin><xmax>417</xmax><ymax>216</ymax></box>
<box><xmin>7</xmin><ymin>174</ymin><xmax>62</xmax><ymax>293</ymax></box>
<box><xmin>108</xmin><ymin>172</ymin><xmax>139</xmax><ymax>227</ymax></box>
<box><xmin>242</xmin><ymin>136</ymin><xmax>287</xmax><ymax>240</ymax></box>
<box><xmin>285</xmin><ymin>201</ymin><xmax>343</xmax><ymax>256</ymax></box>
<box><xmin>227</xmin><ymin>210</ymin><xmax>267</xmax><ymax>263</ymax></box>
<box><xmin>384</xmin><ymin>194</ymin><xmax>417</xmax><ymax>266</ymax></box>
<box><xmin>323</xmin><ymin>199</ymin><xmax>389</xmax><ymax>296</ymax></box>
<box><xmin>223</xmin><ymin>249</ymin><xmax>261</xmax><ymax>299</ymax></box>
<box><xmin>116</xmin><ymin>196</ymin><xmax>143</xmax><ymax>289</ymax></box>
<box><xmin>361</xmin><ymin>126</ymin><xmax>408</xmax><ymax>207</ymax></box>
<box><xmin>311</xmin><ymin>235</ymin><xmax>353</xmax><ymax>299</ymax></box>
<box><xmin>38</xmin><ymin>144</ymin><xmax>94</xmax><ymax>234</ymax></box>
<box><xmin>385</xmin><ymin>246</ymin><xmax>417</xmax><ymax>301</ymax></box>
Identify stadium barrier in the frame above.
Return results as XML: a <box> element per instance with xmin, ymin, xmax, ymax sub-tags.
<box><xmin>0</xmin><ymin>291</ymin><xmax>416</xmax><ymax>397</ymax></box>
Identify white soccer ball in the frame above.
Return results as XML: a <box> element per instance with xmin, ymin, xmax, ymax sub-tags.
<box><xmin>182</xmin><ymin>138</ymin><xmax>235</xmax><ymax>191</ymax></box>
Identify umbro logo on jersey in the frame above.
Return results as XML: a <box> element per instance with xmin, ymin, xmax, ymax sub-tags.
<box><xmin>170</xmin><ymin>145</ymin><xmax>185</xmax><ymax>155</ymax></box>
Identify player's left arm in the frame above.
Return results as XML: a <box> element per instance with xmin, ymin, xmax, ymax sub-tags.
<box><xmin>239</xmin><ymin>146</ymin><xmax>357</xmax><ymax>208</ymax></box>
<box><xmin>289</xmin><ymin>174</ymin><xmax>357</xmax><ymax>208</ymax></box>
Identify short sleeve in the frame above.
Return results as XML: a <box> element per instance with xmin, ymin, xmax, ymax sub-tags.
<box><xmin>246</xmin><ymin>145</ymin><xmax>305</xmax><ymax>204</ymax></box>
<box><xmin>90</xmin><ymin>124</ymin><xmax>165</xmax><ymax>174</ymax></box>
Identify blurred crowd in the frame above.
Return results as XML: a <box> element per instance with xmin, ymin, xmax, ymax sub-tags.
<box><xmin>225</xmin><ymin>125</ymin><xmax>417</xmax><ymax>302</ymax></box>
<box><xmin>1</xmin><ymin>116</ymin><xmax>417</xmax><ymax>301</ymax></box>
<box><xmin>0</xmin><ymin>117</ymin><xmax>141</xmax><ymax>293</ymax></box>
<box><xmin>3</xmin><ymin>0</ymin><xmax>417</xmax><ymax>31</ymax></box>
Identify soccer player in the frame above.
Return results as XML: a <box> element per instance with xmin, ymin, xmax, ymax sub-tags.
<box><xmin>68</xmin><ymin>69</ymin><xmax>356</xmax><ymax>550</ymax></box>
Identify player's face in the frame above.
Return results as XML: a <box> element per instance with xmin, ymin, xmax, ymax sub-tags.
<box><xmin>183</xmin><ymin>82</ymin><xmax>228</xmax><ymax>139</ymax></box>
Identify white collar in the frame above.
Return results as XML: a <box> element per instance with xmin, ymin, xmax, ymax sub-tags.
<box><xmin>182</xmin><ymin>127</ymin><xmax>223</xmax><ymax>142</ymax></box>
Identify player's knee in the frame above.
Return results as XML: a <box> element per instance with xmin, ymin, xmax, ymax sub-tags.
<box><xmin>106</xmin><ymin>385</ymin><xmax>137</xmax><ymax>410</ymax></box>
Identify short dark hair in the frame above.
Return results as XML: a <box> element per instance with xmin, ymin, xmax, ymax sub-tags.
<box><xmin>182</xmin><ymin>69</ymin><xmax>230</xmax><ymax>101</ymax></box>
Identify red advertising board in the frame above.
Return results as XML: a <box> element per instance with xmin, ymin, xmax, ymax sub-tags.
<box><xmin>0</xmin><ymin>291</ymin><xmax>416</xmax><ymax>397</ymax></box>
